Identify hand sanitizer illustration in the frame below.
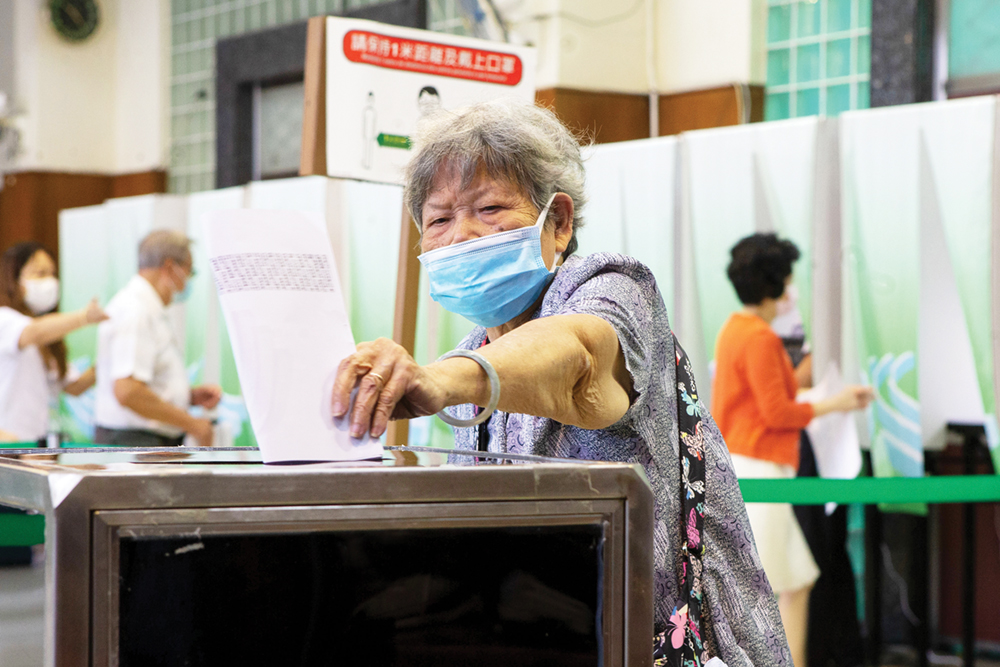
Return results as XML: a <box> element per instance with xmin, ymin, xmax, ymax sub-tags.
<box><xmin>362</xmin><ymin>92</ymin><xmax>377</xmax><ymax>170</ymax></box>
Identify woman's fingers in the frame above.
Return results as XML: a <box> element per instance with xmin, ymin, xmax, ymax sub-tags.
<box><xmin>369</xmin><ymin>364</ymin><xmax>415</xmax><ymax>438</ymax></box>
<box><xmin>332</xmin><ymin>338</ymin><xmax>416</xmax><ymax>438</ymax></box>
<box><xmin>331</xmin><ymin>348</ymin><xmax>377</xmax><ymax>418</ymax></box>
<box><xmin>85</xmin><ymin>298</ymin><xmax>109</xmax><ymax>323</ymax></box>
<box><xmin>349</xmin><ymin>361</ymin><xmax>396</xmax><ymax>438</ymax></box>
<box><xmin>855</xmin><ymin>386</ymin><xmax>875</xmax><ymax>408</ymax></box>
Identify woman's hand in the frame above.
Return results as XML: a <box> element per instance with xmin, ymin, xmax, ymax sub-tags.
<box><xmin>331</xmin><ymin>338</ymin><xmax>454</xmax><ymax>439</ymax></box>
<box><xmin>332</xmin><ymin>315</ymin><xmax>632</xmax><ymax>439</ymax></box>
<box><xmin>20</xmin><ymin>298</ymin><xmax>109</xmax><ymax>349</ymax></box>
<box><xmin>834</xmin><ymin>385</ymin><xmax>875</xmax><ymax>411</ymax></box>
<box><xmin>813</xmin><ymin>384</ymin><xmax>875</xmax><ymax>417</ymax></box>
<box><xmin>82</xmin><ymin>298</ymin><xmax>109</xmax><ymax>324</ymax></box>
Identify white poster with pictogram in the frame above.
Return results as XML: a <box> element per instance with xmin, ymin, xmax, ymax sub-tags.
<box><xmin>325</xmin><ymin>16</ymin><xmax>536</xmax><ymax>184</ymax></box>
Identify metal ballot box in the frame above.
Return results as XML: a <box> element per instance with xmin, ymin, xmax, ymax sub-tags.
<box><xmin>0</xmin><ymin>447</ymin><xmax>654</xmax><ymax>667</ymax></box>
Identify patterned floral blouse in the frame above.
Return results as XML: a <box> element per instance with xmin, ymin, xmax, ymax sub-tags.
<box><xmin>450</xmin><ymin>253</ymin><xmax>791</xmax><ymax>667</ymax></box>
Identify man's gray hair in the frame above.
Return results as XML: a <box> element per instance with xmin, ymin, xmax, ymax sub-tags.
<box><xmin>403</xmin><ymin>100</ymin><xmax>588</xmax><ymax>257</ymax></box>
<box><xmin>138</xmin><ymin>230</ymin><xmax>192</xmax><ymax>270</ymax></box>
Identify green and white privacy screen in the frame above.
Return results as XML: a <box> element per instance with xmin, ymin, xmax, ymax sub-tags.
<box><xmin>840</xmin><ymin>97</ymin><xmax>1000</xmax><ymax>477</ymax></box>
<box><xmin>580</xmin><ymin>136</ymin><xmax>677</xmax><ymax>317</ymax></box>
<box><xmin>58</xmin><ymin>178</ymin><xmax>476</xmax><ymax>449</ymax></box>
<box><xmin>58</xmin><ymin>196</ymin><xmax>188</xmax><ymax>443</ymax></box>
<box><xmin>682</xmin><ymin>117</ymin><xmax>835</xmax><ymax>406</ymax></box>
<box><xmin>55</xmin><ymin>96</ymin><xmax>1000</xmax><ymax>469</ymax></box>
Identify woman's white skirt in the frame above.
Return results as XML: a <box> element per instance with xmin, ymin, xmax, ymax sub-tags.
<box><xmin>730</xmin><ymin>453</ymin><xmax>820</xmax><ymax>594</ymax></box>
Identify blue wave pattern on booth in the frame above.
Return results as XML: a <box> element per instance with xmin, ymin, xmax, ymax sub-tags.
<box><xmin>866</xmin><ymin>351</ymin><xmax>923</xmax><ymax>479</ymax></box>
<box><xmin>765</xmin><ymin>0</ymin><xmax>871</xmax><ymax>120</ymax></box>
<box><xmin>168</xmin><ymin>0</ymin><xmax>471</xmax><ymax>195</ymax></box>
<box><xmin>841</xmin><ymin>97</ymin><xmax>1000</xmax><ymax>480</ymax></box>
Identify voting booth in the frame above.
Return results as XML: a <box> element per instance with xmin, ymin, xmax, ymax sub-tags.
<box><xmin>0</xmin><ymin>448</ymin><xmax>654</xmax><ymax>667</ymax></box>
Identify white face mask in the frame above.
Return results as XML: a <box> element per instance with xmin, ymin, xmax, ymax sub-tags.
<box><xmin>21</xmin><ymin>277</ymin><xmax>60</xmax><ymax>315</ymax></box>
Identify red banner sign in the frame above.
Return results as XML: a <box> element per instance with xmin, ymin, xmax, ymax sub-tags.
<box><xmin>343</xmin><ymin>30</ymin><xmax>523</xmax><ymax>87</ymax></box>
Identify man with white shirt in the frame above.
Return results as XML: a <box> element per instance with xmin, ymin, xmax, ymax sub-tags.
<box><xmin>94</xmin><ymin>230</ymin><xmax>221</xmax><ymax>447</ymax></box>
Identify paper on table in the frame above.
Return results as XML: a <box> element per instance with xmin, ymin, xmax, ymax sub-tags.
<box><xmin>798</xmin><ymin>361</ymin><xmax>863</xmax><ymax>514</ymax></box>
<box><xmin>202</xmin><ymin>209</ymin><xmax>382</xmax><ymax>463</ymax></box>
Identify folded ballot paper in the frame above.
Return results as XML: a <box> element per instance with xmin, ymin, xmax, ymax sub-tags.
<box><xmin>202</xmin><ymin>210</ymin><xmax>383</xmax><ymax>463</ymax></box>
<box><xmin>797</xmin><ymin>361</ymin><xmax>863</xmax><ymax>480</ymax></box>
<box><xmin>797</xmin><ymin>361</ymin><xmax>863</xmax><ymax>515</ymax></box>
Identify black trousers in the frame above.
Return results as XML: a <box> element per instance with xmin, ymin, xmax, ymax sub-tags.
<box><xmin>796</xmin><ymin>431</ymin><xmax>865</xmax><ymax>667</ymax></box>
<box><xmin>93</xmin><ymin>426</ymin><xmax>185</xmax><ymax>447</ymax></box>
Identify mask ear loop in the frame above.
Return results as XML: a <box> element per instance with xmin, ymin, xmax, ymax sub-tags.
<box><xmin>536</xmin><ymin>193</ymin><xmax>564</xmax><ymax>271</ymax></box>
<box><xmin>535</xmin><ymin>193</ymin><xmax>558</xmax><ymax>229</ymax></box>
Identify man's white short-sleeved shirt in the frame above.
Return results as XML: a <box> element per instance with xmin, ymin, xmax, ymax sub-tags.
<box><xmin>95</xmin><ymin>275</ymin><xmax>189</xmax><ymax>436</ymax></box>
<box><xmin>0</xmin><ymin>306</ymin><xmax>51</xmax><ymax>440</ymax></box>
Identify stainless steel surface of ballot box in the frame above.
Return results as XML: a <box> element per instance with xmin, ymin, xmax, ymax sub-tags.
<box><xmin>0</xmin><ymin>446</ymin><xmax>654</xmax><ymax>666</ymax></box>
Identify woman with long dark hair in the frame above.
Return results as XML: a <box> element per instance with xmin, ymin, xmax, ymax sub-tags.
<box><xmin>0</xmin><ymin>242</ymin><xmax>107</xmax><ymax>442</ymax></box>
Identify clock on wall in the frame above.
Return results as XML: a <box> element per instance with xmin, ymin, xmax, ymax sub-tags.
<box><xmin>49</xmin><ymin>0</ymin><xmax>100</xmax><ymax>42</ymax></box>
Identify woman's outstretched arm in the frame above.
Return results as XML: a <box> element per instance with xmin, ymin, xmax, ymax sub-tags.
<box><xmin>18</xmin><ymin>299</ymin><xmax>107</xmax><ymax>349</ymax></box>
<box><xmin>331</xmin><ymin>313</ymin><xmax>633</xmax><ymax>439</ymax></box>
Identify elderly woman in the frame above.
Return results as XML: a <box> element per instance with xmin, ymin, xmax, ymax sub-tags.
<box><xmin>331</xmin><ymin>101</ymin><xmax>788</xmax><ymax>667</ymax></box>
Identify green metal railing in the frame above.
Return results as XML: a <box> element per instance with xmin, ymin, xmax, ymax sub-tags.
<box><xmin>2</xmin><ymin>439</ymin><xmax>998</xmax><ymax>547</ymax></box>
<box><xmin>739</xmin><ymin>475</ymin><xmax>1000</xmax><ymax>505</ymax></box>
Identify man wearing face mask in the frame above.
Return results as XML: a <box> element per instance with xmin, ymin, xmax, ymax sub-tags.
<box><xmin>94</xmin><ymin>230</ymin><xmax>221</xmax><ymax>447</ymax></box>
<box><xmin>0</xmin><ymin>242</ymin><xmax>107</xmax><ymax>443</ymax></box>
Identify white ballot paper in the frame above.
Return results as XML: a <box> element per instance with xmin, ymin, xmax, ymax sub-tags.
<box><xmin>797</xmin><ymin>361</ymin><xmax>863</xmax><ymax>514</ymax></box>
<box><xmin>202</xmin><ymin>210</ymin><xmax>382</xmax><ymax>463</ymax></box>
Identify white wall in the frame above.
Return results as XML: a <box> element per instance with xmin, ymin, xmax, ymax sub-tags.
<box><xmin>10</xmin><ymin>0</ymin><xmax>170</xmax><ymax>174</ymax></box>
<box><xmin>114</xmin><ymin>0</ymin><xmax>171</xmax><ymax>173</ymax></box>
<box><xmin>504</xmin><ymin>0</ymin><xmax>766</xmax><ymax>94</ymax></box>
<box><xmin>0</xmin><ymin>2</ymin><xmax>15</xmax><ymax>109</ymax></box>
<box><xmin>538</xmin><ymin>0</ymin><xmax>649</xmax><ymax>92</ymax></box>
<box><xmin>657</xmin><ymin>0</ymin><xmax>767</xmax><ymax>93</ymax></box>
<box><xmin>656</xmin><ymin>0</ymin><xmax>768</xmax><ymax>94</ymax></box>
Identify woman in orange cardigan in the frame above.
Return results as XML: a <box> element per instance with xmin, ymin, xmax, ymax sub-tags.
<box><xmin>712</xmin><ymin>233</ymin><xmax>872</xmax><ymax>667</ymax></box>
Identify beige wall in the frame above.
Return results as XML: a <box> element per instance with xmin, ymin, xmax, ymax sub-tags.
<box><xmin>114</xmin><ymin>0</ymin><xmax>172</xmax><ymax>173</ymax></box>
<box><xmin>10</xmin><ymin>0</ymin><xmax>170</xmax><ymax>174</ymax></box>
<box><xmin>656</xmin><ymin>0</ymin><xmax>767</xmax><ymax>93</ymax></box>
<box><xmin>503</xmin><ymin>0</ymin><xmax>766</xmax><ymax>94</ymax></box>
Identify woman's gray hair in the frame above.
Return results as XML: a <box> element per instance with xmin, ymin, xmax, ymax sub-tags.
<box><xmin>138</xmin><ymin>230</ymin><xmax>192</xmax><ymax>270</ymax></box>
<box><xmin>403</xmin><ymin>99</ymin><xmax>588</xmax><ymax>257</ymax></box>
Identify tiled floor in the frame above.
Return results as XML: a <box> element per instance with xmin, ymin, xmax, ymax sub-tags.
<box><xmin>0</xmin><ymin>564</ymin><xmax>44</xmax><ymax>667</ymax></box>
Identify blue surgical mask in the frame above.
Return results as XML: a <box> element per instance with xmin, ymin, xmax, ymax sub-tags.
<box><xmin>419</xmin><ymin>194</ymin><xmax>558</xmax><ymax>328</ymax></box>
<box><xmin>175</xmin><ymin>281</ymin><xmax>192</xmax><ymax>304</ymax></box>
<box><xmin>171</xmin><ymin>266</ymin><xmax>193</xmax><ymax>304</ymax></box>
